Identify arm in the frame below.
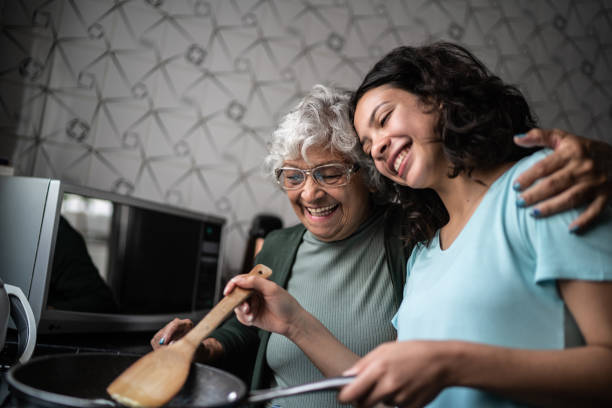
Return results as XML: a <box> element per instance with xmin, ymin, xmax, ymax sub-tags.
<box><xmin>338</xmin><ymin>281</ymin><xmax>612</xmax><ymax>407</ymax></box>
<box><xmin>226</xmin><ymin>274</ymin><xmax>360</xmax><ymax>377</ymax></box>
<box><xmin>514</xmin><ymin>128</ymin><xmax>612</xmax><ymax>231</ymax></box>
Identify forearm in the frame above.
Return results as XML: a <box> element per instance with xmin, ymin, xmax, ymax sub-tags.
<box><xmin>193</xmin><ymin>337</ymin><xmax>225</xmax><ymax>364</ymax></box>
<box><xmin>447</xmin><ymin>341</ymin><xmax>612</xmax><ymax>407</ymax></box>
<box><xmin>287</xmin><ymin>310</ymin><xmax>360</xmax><ymax>377</ymax></box>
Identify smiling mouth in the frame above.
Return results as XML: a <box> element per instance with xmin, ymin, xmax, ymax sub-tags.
<box><xmin>306</xmin><ymin>204</ymin><xmax>339</xmax><ymax>217</ymax></box>
<box><xmin>393</xmin><ymin>145</ymin><xmax>411</xmax><ymax>174</ymax></box>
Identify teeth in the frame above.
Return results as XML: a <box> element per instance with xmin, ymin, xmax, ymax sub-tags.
<box><xmin>307</xmin><ymin>204</ymin><xmax>337</xmax><ymax>216</ymax></box>
<box><xmin>393</xmin><ymin>148</ymin><xmax>409</xmax><ymax>173</ymax></box>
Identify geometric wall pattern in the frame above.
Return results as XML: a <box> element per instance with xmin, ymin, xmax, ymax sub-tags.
<box><xmin>1</xmin><ymin>0</ymin><xmax>611</xmax><ymax>276</ymax></box>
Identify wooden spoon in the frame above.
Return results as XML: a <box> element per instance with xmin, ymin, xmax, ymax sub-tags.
<box><xmin>106</xmin><ymin>264</ymin><xmax>273</xmax><ymax>407</ymax></box>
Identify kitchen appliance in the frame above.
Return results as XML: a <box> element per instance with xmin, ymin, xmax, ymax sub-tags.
<box><xmin>0</xmin><ymin>176</ymin><xmax>226</xmax><ymax>336</ymax></box>
<box><xmin>6</xmin><ymin>353</ymin><xmax>353</xmax><ymax>407</ymax></box>
<box><xmin>0</xmin><ymin>278</ymin><xmax>36</xmax><ymax>364</ymax></box>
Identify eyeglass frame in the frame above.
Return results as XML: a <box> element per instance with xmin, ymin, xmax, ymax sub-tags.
<box><xmin>274</xmin><ymin>162</ymin><xmax>360</xmax><ymax>190</ymax></box>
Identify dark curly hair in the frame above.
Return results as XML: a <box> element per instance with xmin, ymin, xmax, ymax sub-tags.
<box><xmin>350</xmin><ymin>42</ymin><xmax>539</xmax><ymax>251</ymax></box>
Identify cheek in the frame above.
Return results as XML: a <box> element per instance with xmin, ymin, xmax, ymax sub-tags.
<box><xmin>287</xmin><ymin>192</ymin><xmax>301</xmax><ymax>207</ymax></box>
<box><xmin>374</xmin><ymin>162</ymin><xmax>399</xmax><ymax>184</ymax></box>
<box><xmin>374</xmin><ymin>161</ymin><xmax>388</xmax><ymax>177</ymax></box>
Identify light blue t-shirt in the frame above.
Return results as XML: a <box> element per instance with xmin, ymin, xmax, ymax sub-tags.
<box><xmin>393</xmin><ymin>150</ymin><xmax>612</xmax><ymax>407</ymax></box>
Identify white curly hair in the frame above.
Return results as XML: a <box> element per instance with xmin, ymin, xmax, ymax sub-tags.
<box><xmin>263</xmin><ymin>84</ymin><xmax>385</xmax><ymax>193</ymax></box>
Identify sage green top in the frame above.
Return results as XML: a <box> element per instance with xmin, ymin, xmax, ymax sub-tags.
<box><xmin>266</xmin><ymin>208</ymin><xmax>397</xmax><ymax>407</ymax></box>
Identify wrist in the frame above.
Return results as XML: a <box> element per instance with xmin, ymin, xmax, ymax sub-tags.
<box><xmin>285</xmin><ymin>308</ymin><xmax>317</xmax><ymax>344</ymax></box>
<box><xmin>195</xmin><ymin>337</ymin><xmax>224</xmax><ymax>363</ymax></box>
<box><xmin>436</xmin><ymin>340</ymin><xmax>470</xmax><ymax>389</ymax></box>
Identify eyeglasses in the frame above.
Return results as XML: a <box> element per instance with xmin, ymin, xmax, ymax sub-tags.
<box><xmin>274</xmin><ymin>163</ymin><xmax>360</xmax><ymax>190</ymax></box>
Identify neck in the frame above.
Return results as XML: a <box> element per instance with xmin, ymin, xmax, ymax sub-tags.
<box><xmin>434</xmin><ymin>163</ymin><xmax>513</xmax><ymax>249</ymax></box>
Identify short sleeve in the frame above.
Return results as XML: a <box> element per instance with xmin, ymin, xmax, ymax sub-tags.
<box><xmin>504</xmin><ymin>151</ymin><xmax>612</xmax><ymax>284</ymax></box>
<box><xmin>529</xmin><ymin>206</ymin><xmax>612</xmax><ymax>283</ymax></box>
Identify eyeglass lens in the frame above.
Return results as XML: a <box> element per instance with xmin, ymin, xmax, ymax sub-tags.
<box><xmin>279</xmin><ymin>164</ymin><xmax>351</xmax><ymax>189</ymax></box>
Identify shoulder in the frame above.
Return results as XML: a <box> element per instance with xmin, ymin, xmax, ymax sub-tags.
<box><xmin>504</xmin><ymin>149</ymin><xmax>550</xmax><ymax>181</ymax></box>
<box><xmin>256</xmin><ymin>223</ymin><xmax>305</xmax><ymax>261</ymax></box>
<box><xmin>263</xmin><ymin>223</ymin><xmax>306</xmax><ymax>243</ymax></box>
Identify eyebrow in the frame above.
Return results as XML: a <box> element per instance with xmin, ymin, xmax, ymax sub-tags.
<box><xmin>282</xmin><ymin>160</ymin><xmax>346</xmax><ymax>169</ymax></box>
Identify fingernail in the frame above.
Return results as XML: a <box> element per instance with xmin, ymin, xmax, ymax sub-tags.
<box><xmin>569</xmin><ymin>225</ymin><xmax>579</xmax><ymax>234</ymax></box>
<box><xmin>159</xmin><ymin>337</ymin><xmax>165</xmax><ymax>345</ymax></box>
<box><xmin>512</xmin><ymin>182</ymin><xmax>521</xmax><ymax>191</ymax></box>
<box><xmin>516</xmin><ymin>197</ymin><xmax>526</xmax><ymax>207</ymax></box>
<box><xmin>514</xmin><ymin>133</ymin><xmax>527</xmax><ymax>138</ymax></box>
<box><xmin>342</xmin><ymin>368</ymin><xmax>357</xmax><ymax>376</ymax></box>
<box><xmin>530</xmin><ymin>208</ymin><xmax>540</xmax><ymax>218</ymax></box>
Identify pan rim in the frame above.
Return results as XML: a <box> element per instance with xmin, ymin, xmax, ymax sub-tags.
<box><xmin>6</xmin><ymin>352</ymin><xmax>249</xmax><ymax>408</ymax></box>
<box><xmin>7</xmin><ymin>352</ymin><xmax>124</xmax><ymax>407</ymax></box>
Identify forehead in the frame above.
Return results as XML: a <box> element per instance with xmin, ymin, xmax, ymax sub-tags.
<box><xmin>283</xmin><ymin>145</ymin><xmax>350</xmax><ymax>168</ymax></box>
<box><xmin>354</xmin><ymin>87</ymin><xmax>423</xmax><ymax>135</ymax></box>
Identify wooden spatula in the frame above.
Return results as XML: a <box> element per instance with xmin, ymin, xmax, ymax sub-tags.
<box><xmin>106</xmin><ymin>264</ymin><xmax>273</xmax><ymax>407</ymax></box>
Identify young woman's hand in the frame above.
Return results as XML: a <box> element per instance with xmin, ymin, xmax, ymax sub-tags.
<box><xmin>514</xmin><ymin>128</ymin><xmax>612</xmax><ymax>231</ymax></box>
<box><xmin>224</xmin><ymin>274</ymin><xmax>307</xmax><ymax>339</ymax></box>
<box><xmin>338</xmin><ymin>341</ymin><xmax>451</xmax><ymax>408</ymax></box>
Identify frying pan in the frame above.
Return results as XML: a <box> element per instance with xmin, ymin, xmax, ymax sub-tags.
<box><xmin>6</xmin><ymin>353</ymin><xmax>353</xmax><ymax>407</ymax></box>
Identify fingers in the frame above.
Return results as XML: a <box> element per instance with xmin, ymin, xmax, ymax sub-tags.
<box><xmin>513</xmin><ymin>128</ymin><xmax>566</xmax><ymax>149</ymax></box>
<box><xmin>223</xmin><ymin>273</ymin><xmax>274</xmax><ymax>296</ymax></box>
<box><xmin>337</xmin><ymin>365</ymin><xmax>376</xmax><ymax>406</ymax></box>
<box><xmin>513</xmin><ymin>149</ymin><xmax>567</xmax><ymax>193</ymax></box>
<box><xmin>150</xmin><ymin>318</ymin><xmax>194</xmax><ymax>348</ymax></box>
<box><xmin>339</xmin><ymin>355</ymin><xmax>382</xmax><ymax>405</ymax></box>
<box><xmin>234</xmin><ymin>294</ymin><xmax>265</xmax><ymax>326</ymax></box>
<box><xmin>569</xmin><ymin>194</ymin><xmax>608</xmax><ymax>232</ymax></box>
<box><xmin>516</xmin><ymin>161</ymin><xmax>589</xmax><ymax>208</ymax></box>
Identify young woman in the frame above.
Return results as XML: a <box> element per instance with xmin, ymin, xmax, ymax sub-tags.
<box><xmin>334</xmin><ymin>42</ymin><xmax>612</xmax><ymax>408</ymax></box>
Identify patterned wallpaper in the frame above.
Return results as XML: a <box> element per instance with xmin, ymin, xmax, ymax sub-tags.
<box><xmin>1</xmin><ymin>0</ymin><xmax>611</xmax><ymax>276</ymax></box>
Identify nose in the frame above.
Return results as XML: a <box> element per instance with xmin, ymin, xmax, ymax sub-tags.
<box><xmin>300</xmin><ymin>175</ymin><xmax>325</xmax><ymax>201</ymax></box>
<box><xmin>371</xmin><ymin>133</ymin><xmax>391</xmax><ymax>161</ymax></box>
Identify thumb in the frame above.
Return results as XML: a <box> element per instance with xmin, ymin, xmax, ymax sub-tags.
<box><xmin>231</xmin><ymin>275</ymin><xmax>273</xmax><ymax>294</ymax></box>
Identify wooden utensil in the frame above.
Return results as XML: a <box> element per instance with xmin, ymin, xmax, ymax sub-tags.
<box><xmin>106</xmin><ymin>264</ymin><xmax>273</xmax><ymax>407</ymax></box>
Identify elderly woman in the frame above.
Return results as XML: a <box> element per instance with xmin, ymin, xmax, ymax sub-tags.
<box><xmin>153</xmin><ymin>83</ymin><xmax>611</xmax><ymax>407</ymax></box>
<box><xmin>153</xmin><ymin>84</ymin><xmax>407</xmax><ymax>407</ymax></box>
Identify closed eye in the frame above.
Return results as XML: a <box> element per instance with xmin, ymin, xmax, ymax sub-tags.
<box><xmin>380</xmin><ymin>110</ymin><xmax>391</xmax><ymax>126</ymax></box>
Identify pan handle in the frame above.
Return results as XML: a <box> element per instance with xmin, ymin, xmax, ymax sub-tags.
<box><xmin>246</xmin><ymin>375</ymin><xmax>355</xmax><ymax>404</ymax></box>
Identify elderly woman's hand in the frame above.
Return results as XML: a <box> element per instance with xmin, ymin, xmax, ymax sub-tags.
<box><xmin>150</xmin><ymin>318</ymin><xmax>194</xmax><ymax>349</ymax></box>
<box><xmin>224</xmin><ymin>274</ymin><xmax>307</xmax><ymax>339</ymax></box>
<box><xmin>514</xmin><ymin>128</ymin><xmax>612</xmax><ymax>231</ymax></box>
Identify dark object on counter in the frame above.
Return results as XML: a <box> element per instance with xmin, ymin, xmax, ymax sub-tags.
<box><xmin>6</xmin><ymin>353</ymin><xmax>353</xmax><ymax>407</ymax></box>
<box><xmin>240</xmin><ymin>214</ymin><xmax>283</xmax><ymax>275</ymax></box>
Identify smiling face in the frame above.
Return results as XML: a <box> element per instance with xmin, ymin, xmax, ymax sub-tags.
<box><xmin>353</xmin><ymin>86</ymin><xmax>449</xmax><ymax>190</ymax></box>
<box><xmin>284</xmin><ymin>145</ymin><xmax>372</xmax><ymax>242</ymax></box>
